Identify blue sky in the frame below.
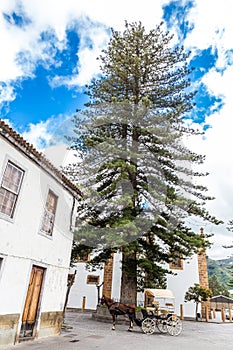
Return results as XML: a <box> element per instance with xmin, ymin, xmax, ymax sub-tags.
<box><xmin>1</xmin><ymin>0</ymin><xmax>233</xmax><ymax>259</ymax></box>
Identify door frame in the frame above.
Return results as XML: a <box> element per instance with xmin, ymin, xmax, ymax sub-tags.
<box><xmin>18</xmin><ymin>264</ymin><xmax>46</xmax><ymax>341</ymax></box>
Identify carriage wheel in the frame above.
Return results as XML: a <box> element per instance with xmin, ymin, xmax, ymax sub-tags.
<box><xmin>166</xmin><ymin>315</ymin><xmax>183</xmax><ymax>336</ymax></box>
<box><xmin>141</xmin><ymin>318</ymin><xmax>156</xmax><ymax>334</ymax></box>
<box><xmin>156</xmin><ymin>315</ymin><xmax>168</xmax><ymax>333</ymax></box>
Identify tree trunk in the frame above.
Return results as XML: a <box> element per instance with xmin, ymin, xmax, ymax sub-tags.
<box><xmin>120</xmin><ymin>248</ymin><xmax>137</xmax><ymax>305</ymax></box>
<box><xmin>195</xmin><ymin>302</ymin><xmax>199</xmax><ymax>321</ymax></box>
<box><xmin>63</xmin><ymin>271</ymin><xmax>76</xmax><ymax>315</ymax></box>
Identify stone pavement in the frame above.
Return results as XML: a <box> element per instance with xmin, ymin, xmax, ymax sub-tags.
<box><xmin>2</xmin><ymin>310</ymin><xmax>233</xmax><ymax>350</ymax></box>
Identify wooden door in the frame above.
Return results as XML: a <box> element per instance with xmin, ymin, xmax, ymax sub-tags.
<box><xmin>20</xmin><ymin>266</ymin><xmax>44</xmax><ymax>338</ymax></box>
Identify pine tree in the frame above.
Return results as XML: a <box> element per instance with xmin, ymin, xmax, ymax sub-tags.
<box><xmin>209</xmin><ymin>274</ymin><xmax>230</xmax><ymax>297</ymax></box>
<box><xmin>184</xmin><ymin>283</ymin><xmax>212</xmax><ymax>320</ymax></box>
<box><xmin>64</xmin><ymin>21</ymin><xmax>221</xmax><ymax>304</ymax></box>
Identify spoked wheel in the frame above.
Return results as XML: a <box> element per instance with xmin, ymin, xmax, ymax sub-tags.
<box><xmin>166</xmin><ymin>315</ymin><xmax>183</xmax><ymax>336</ymax></box>
<box><xmin>156</xmin><ymin>315</ymin><xmax>168</xmax><ymax>333</ymax></box>
<box><xmin>141</xmin><ymin>317</ymin><xmax>156</xmax><ymax>334</ymax></box>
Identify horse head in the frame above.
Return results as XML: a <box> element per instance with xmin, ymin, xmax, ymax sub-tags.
<box><xmin>100</xmin><ymin>295</ymin><xmax>114</xmax><ymax>307</ymax></box>
<box><xmin>100</xmin><ymin>295</ymin><xmax>106</xmax><ymax>305</ymax></box>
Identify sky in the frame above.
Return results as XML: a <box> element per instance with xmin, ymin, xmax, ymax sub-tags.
<box><xmin>1</xmin><ymin>0</ymin><xmax>233</xmax><ymax>260</ymax></box>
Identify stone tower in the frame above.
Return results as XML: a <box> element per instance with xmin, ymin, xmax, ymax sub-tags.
<box><xmin>197</xmin><ymin>227</ymin><xmax>211</xmax><ymax>318</ymax></box>
<box><xmin>197</xmin><ymin>227</ymin><xmax>209</xmax><ymax>289</ymax></box>
<box><xmin>102</xmin><ymin>254</ymin><xmax>114</xmax><ymax>298</ymax></box>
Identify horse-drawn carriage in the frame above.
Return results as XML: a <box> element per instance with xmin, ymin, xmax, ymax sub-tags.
<box><xmin>101</xmin><ymin>288</ymin><xmax>183</xmax><ymax>336</ymax></box>
<box><xmin>136</xmin><ymin>288</ymin><xmax>183</xmax><ymax>336</ymax></box>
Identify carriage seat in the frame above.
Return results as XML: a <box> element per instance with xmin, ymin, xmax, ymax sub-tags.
<box><xmin>141</xmin><ymin>308</ymin><xmax>154</xmax><ymax>318</ymax></box>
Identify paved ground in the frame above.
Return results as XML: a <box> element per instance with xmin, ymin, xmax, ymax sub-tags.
<box><xmin>2</xmin><ymin>310</ymin><xmax>233</xmax><ymax>350</ymax></box>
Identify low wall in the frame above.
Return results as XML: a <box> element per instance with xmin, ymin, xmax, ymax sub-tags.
<box><xmin>0</xmin><ymin>313</ymin><xmax>20</xmax><ymax>346</ymax></box>
<box><xmin>38</xmin><ymin>311</ymin><xmax>64</xmax><ymax>338</ymax></box>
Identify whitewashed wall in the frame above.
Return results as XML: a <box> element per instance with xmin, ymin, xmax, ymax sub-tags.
<box><xmin>166</xmin><ymin>257</ymin><xmax>199</xmax><ymax>318</ymax></box>
<box><xmin>0</xmin><ymin>137</ymin><xmax>74</xmax><ymax>318</ymax></box>
<box><xmin>68</xmin><ymin>264</ymin><xmax>104</xmax><ymax>310</ymax></box>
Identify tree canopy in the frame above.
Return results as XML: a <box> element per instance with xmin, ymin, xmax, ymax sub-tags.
<box><xmin>64</xmin><ymin>21</ymin><xmax>221</xmax><ymax>303</ymax></box>
<box><xmin>209</xmin><ymin>274</ymin><xmax>230</xmax><ymax>297</ymax></box>
<box><xmin>184</xmin><ymin>283</ymin><xmax>212</xmax><ymax>320</ymax></box>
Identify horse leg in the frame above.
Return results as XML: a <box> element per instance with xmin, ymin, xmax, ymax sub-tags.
<box><xmin>127</xmin><ymin>315</ymin><xmax>134</xmax><ymax>332</ymax></box>
<box><xmin>128</xmin><ymin>320</ymin><xmax>133</xmax><ymax>332</ymax></box>
<box><xmin>112</xmin><ymin>314</ymin><xmax>116</xmax><ymax>330</ymax></box>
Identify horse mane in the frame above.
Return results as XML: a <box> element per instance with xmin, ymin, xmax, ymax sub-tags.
<box><xmin>103</xmin><ymin>294</ymin><xmax>113</xmax><ymax>302</ymax></box>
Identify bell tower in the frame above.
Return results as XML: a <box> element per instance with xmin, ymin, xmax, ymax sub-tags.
<box><xmin>197</xmin><ymin>227</ymin><xmax>211</xmax><ymax>318</ymax></box>
<box><xmin>102</xmin><ymin>254</ymin><xmax>114</xmax><ymax>298</ymax></box>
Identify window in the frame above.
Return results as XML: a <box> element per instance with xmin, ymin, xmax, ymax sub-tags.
<box><xmin>86</xmin><ymin>275</ymin><xmax>100</xmax><ymax>285</ymax></box>
<box><xmin>77</xmin><ymin>252</ymin><xmax>90</xmax><ymax>262</ymax></box>
<box><xmin>169</xmin><ymin>256</ymin><xmax>183</xmax><ymax>270</ymax></box>
<box><xmin>0</xmin><ymin>161</ymin><xmax>24</xmax><ymax>218</ymax></box>
<box><xmin>40</xmin><ymin>190</ymin><xmax>58</xmax><ymax>236</ymax></box>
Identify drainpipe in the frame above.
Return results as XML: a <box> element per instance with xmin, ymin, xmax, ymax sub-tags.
<box><xmin>70</xmin><ymin>196</ymin><xmax>76</xmax><ymax>232</ymax></box>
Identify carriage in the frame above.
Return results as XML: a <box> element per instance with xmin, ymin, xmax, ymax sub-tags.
<box><xmin>101</xmin><ymin>288</ymin><xmax>183</xmax><ymax>336</ymax></box>
<box><xmin>135</xmin><ymin>288</ymin><xmax>183</xmax><ymax>336</ymax></box>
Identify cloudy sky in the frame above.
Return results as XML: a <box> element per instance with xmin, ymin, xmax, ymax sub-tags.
<box><xmin>1</xmin><ymin>0</ymin><xmax>233</xmax><ymax>260</ymax></box>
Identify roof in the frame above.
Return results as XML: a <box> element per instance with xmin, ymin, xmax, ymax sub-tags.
<box><xmin>210</xmin><ymin>295</ymin><xmax>233</xmax><ymax>304</ymax></box>
<box><xmin>0</xmin><ymin>119</ymin><xmax>82</xmax><ymax>198</ymax></box>
<box><xmin>144</xmin><ymin>289</ymin><xmax>174</xmax><ymax>299</ymax></box>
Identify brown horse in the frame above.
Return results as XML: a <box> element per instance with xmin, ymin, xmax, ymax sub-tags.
<box><xmin>100</xmin><ymin>295</ymin><xmax>136</xmax><ymax>331</ymax></box>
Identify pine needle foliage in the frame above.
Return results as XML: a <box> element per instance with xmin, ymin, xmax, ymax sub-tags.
<box><xmin>64</xmin><ymin>21</ymin><xmax>221</xmax><ymax>303</ymax></box>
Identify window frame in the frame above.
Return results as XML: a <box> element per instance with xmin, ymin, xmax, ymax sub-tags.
<box><xmin>86</xmin><ymin>275</ymin><xmax>100</xmax><ymax>285</ymax></box>
<box><xmin>169</xmin><ymin>256</ymin><xmax>183</xmax><ymax>270</ymax></box>
<box><xmin>77</xmin><ymin>253</ymin><xmax>90</xmax><ymax>263</ymax></box>
<box><xmin>0</xmin><ymin>160</ymin><xmax>24</xmax><ymax>219</ymax></box>
<box><xmin>40</xmin><ymin>189</ymin><xmax>58</xmax><ymax>237</ymax></box>
<box><xmin>0</xmin><ymin>255</ymin><xmax>5</xmax><ymax>283</ymax></box>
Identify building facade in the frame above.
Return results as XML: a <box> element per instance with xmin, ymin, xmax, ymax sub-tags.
<box><xmin>0</xmin><ymin>120</ymin><xmax>81</xmax><ymax>346</ymax></box>
<box><xmin>68</xmin><ymin>232</ymin><xmax>206</xmax><ymax>319</ymax></box>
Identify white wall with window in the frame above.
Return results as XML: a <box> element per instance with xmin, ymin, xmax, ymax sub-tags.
<box><xmin>68</xmin><ymin>262</ymin><xmax>104</xmax><ymax>310</ymax></box>
<box><xmin>0</xmin><ymin>123</ymin><xmax>80</xmax><ymax>346</ymax></box>
<box><xmin>69</xmin><ymin>250</ymin><xmax>199</xmax><ymax>318</ymax></box>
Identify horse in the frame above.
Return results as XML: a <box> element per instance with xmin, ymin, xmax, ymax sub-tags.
<box><xmin>100</xmin><ymin>294</ymin><xmax>136</xmax><ymax>331</ymax></box>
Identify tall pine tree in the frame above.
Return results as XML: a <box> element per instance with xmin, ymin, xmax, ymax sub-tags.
<box><xmin>64</xmin><ymin>21</ymin><xmax>221</xmax><ymax>304</ymax></box>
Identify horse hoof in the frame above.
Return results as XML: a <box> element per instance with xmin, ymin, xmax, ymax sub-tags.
<box><xmin>128</xmin><ymin>329</ymin><xmax>133</xmax><ymax>332</ymax></box>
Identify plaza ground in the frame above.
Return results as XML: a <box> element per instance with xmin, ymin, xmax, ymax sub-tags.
<box><xmin>2</xmin><ymin>310</ymin><xmax>233</xmax><ymax>350</ymax></box>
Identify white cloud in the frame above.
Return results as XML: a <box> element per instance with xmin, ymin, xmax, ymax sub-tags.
<box><xmin>0</xmin><ymin>0</ymin><xmax>171</xmax><ymax>102</ymax></box>
<box><xmin>185</xmin><ymin>0</ymin><xmax>233</xmax><ymax>69</ymax></box>
<box><xmin>21</xmin><ymin>119</ymin><xmax>54</xmax><ymax>150</ymax></box>
<box><xmin>175</xmin><ymin>0</ymin><xmax>233</xmax><ymax>259</ymax></box>
<box><xmin>21</xmin><ymin>114</ymin><xmax>72</xmax><ymax>150</ymax></box>
<box><xmin>0</xmin><ymin>83</ymin><xmax>16</xmax><ymax>108</ymax></box>
<box><xmin>183</xmin><ymin>93</ymin><xmax>233</xmax><ymax>259</ymax></box>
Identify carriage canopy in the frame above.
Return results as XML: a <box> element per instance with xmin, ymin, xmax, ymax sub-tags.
<box><xmin>144</xmin><ymin>289</ymin><xmax>175</xmax><ymax>313</ymax></box>
<box><xmin>144</xmin><ymin>289</ymin><xmax>174</xmax><ymax>299</ymax></box>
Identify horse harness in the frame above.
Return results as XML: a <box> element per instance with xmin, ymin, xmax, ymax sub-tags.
<box><xmin>109</xmin><ymin>302</ymin><xmax>134</xmax><ymax>316</ymax></box>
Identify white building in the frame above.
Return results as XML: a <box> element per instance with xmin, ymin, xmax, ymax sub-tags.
<box><xmin>0</xmin><ymin>119</ymin><xmax>81</xmax><ymax>346</ymax></box>
<box><xmin>68</xmin><ymin>242</ymin><xmax>206</xmax><ymax>319</ymax></box>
